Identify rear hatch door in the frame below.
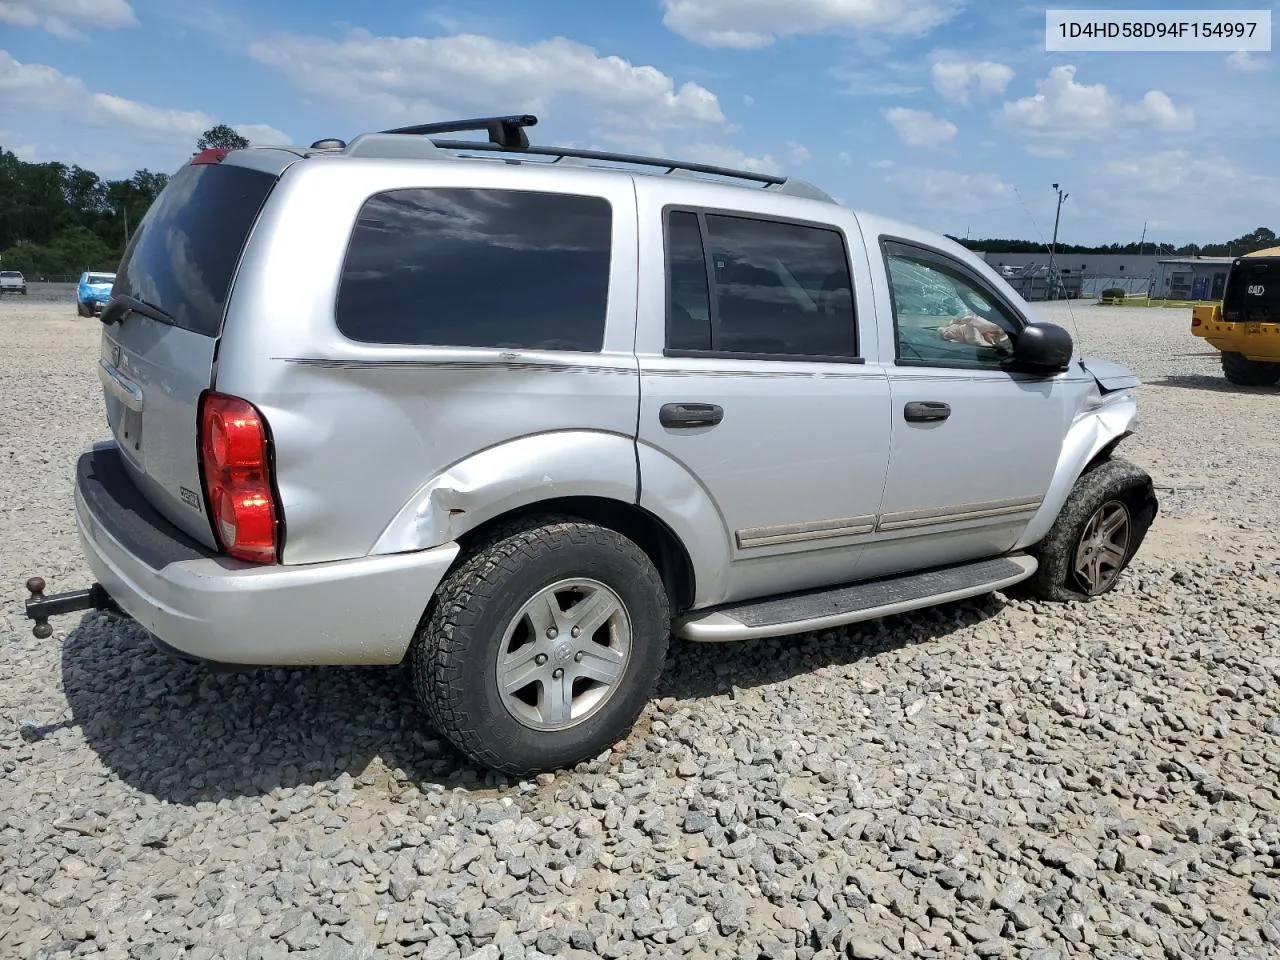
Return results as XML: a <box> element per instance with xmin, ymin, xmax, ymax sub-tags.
<box><xmin>99</xmin><ymin>157</ymin><xmax>280</xmax><ymax>548</ymax></box>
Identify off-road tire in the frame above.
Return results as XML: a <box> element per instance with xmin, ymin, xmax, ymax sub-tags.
<box><xmin>1027</xmin><ymin>457</ymin><xmax>1158</xmax><ymax>603</ymax></box>
<box><xmin>1221</xmin><ymin>351</ymin><xmax>1280</xmax><ymax>387</ymax></box>
<box><xmin>410</xmin><ymin>516</ymin><xmax>670</xmax><ymax>776</ymax></box>
<box><xmin>76</xmin><ymin>301</ymin><xmax>90</xmax><ymax>318</ymax></box>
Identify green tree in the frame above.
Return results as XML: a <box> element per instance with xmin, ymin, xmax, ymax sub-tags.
<box><xmin>196</xmin><ymin>124</ymin><xmax>249</xmax><ymax>151</ymax></box>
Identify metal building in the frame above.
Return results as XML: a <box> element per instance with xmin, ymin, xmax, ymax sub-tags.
<box><xmin>1151</xmin><ymin>257</ymin><xmax>1235</xmax><ymax>301</ymax></box>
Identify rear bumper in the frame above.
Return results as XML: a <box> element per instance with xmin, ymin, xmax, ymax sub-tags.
<box><xmin>74</xmin><ymin>442</ymin><xmax>460</xmax><ymax>665</ymax></box>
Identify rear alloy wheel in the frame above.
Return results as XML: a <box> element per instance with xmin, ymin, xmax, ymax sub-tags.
<box><xmin>1028</xmin><ymin>457</ymin><xmax>1157</xmax><ymax>602</ymax></box>
<box><xmin>411</xmin><ymin>517</ymin><xmax>670</xmax><ymax>776</ymax></box>
<box><xmin>1221</xmin><ymin>351</ymin><xmax>1280</xmax><ymax>387</ymax></box>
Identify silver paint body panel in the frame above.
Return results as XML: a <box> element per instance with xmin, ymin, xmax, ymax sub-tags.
<box><xmin>78</xmin><ymin>148</ymin><xmax>1144</xmax><ymax>663</ymax></box>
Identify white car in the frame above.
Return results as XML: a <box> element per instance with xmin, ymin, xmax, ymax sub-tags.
<box><xmin>0</xmin><ymin>270</ymin><xmax>27</xmax><ymax>294</ymax></box>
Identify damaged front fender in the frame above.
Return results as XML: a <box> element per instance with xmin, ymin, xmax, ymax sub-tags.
<box><xmin>1014</xmin><ymin>386</ymin><xmax>1140</xmax><ymax>550</ymax></box>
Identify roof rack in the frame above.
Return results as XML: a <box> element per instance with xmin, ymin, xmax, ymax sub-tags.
<box><xmin>350</xmin><ymin>113</ymin><xmax>833</xmax><ymax>201</ymax></box>
<box><xmin>379</xmin><ymin>114</ymin><xmax>538</xmax><ymax>150</ymax></box>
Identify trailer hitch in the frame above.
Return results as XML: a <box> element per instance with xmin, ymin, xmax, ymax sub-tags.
<box><xmin>24</xmin><ymin>577</ymin><xmax>119</xmax><ymax>639</ymax></box>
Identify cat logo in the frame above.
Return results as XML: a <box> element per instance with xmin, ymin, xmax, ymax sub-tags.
<box><xmin>1247</xmin><ymin>284</ymin><xmax>1266</xmax><ymax>296</ymax></box>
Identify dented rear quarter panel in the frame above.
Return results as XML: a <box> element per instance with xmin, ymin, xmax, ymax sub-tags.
<box><xmin>214</xmin><ymin>157</ymin><xmax>643</xmax><ymax>565</ymax></box>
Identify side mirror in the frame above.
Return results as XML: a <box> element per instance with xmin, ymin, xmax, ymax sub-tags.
<box><xmin>1012</xmin><ymin>322</ymin><xmax>1073</xmax><ymax>372</ymax></box>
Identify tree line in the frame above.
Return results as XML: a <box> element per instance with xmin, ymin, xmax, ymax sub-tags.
<box><xmin>949</xmin><ymin>227</ymin><xmax>1278</xmax><ymax>258</ymax></box>
<box><xmin>0</xmin><ymin>125</ymin><xmax>250</xmax><ymax>279</ymax></box>
<box><xmin>2</xmin><ymin>123</ymin><xmax>1277</xmax><ymax>277</ymax></box>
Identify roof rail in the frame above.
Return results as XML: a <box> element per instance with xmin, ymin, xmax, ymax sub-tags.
<box><xmin>431</xmin><ymin>139</ymin><xmax>787</xmax><ymax>187</ymax></box>
<box><xmin>359</xmin><ymin>113</ymin><xmax>835</xmax><ymax>201</ymax></box>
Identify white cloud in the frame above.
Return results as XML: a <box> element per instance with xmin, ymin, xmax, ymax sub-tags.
<box><xmin>883</xmin><ymin>166</ymin><xmax>1013</xmax><ymax>217</ymax></box>
<box><xmin>683</xmin><ymin>142</ymin><xmax>781</xmax><ymax>175</ymax></box>
<box><xmin>235</xmin><ymin>123</ymin><xmax>293</xmax><ymax>146</ymax></box>
<box><xmin>1088</xmin><ymin>150</ymin><xmax>1280</xmax><ymax>239</ymax></box>
<box><xmin>869</xmin><ymin>158</ymin><xmax>894</xmax><ymax>168</ymax></box>
<box><xmin>931</xmin><ymin>59</ymin><xmax>1013</xmax><ymax>104</ymax></box>
<box><xmin>661</xmin><ymin>0</ymin><xmax>961</xmax><ymax>48</ymax></box>
<box><xmin>838</xmin><ymin>150</ymin><xmax>853</xmax><ymax>164</ymax></box>
<box><xmin>0</xmin><ymin>51</ymin><xmax>211</xmax><ymax>136</ymax></box>
<box><xmin>0</xmin><ymin>50</ymin><xmax>282</xmax><ymax>174</ymax></box>
<box><xmin>249</xmin><ymin>30</ymin><xmax>725</xmax><ymax>146</ymax></box>
<box><xmin>883</xmin><ymin>106</ymin><xmax>957</xmax><ymax>149</ymax></box>
<box><xmin>1226</xmin><ymin>51</ymin><xmax>1268</xmax><ymax>74</ymax></box>
<box><xmin>998</xmin><ymin>65</ymin><xmax>1193</xmax><ymax>138</ymax></box>
<box><xmin>1126</xmin><ymin>90</ymin><xmax>1194</xmax><ymax>133</ymax></box>
<box><xmin>92</xmin><ymin>94</ymin><xmax>211</xmax><ymax>137</ymax></box>
<box><xmin>0</xmin><ymin>0</ymin><xmax>135</xmax><ymax>39</ymax></box>
<box><xmin>787</xmin><ymin>140</ymin><xmax>811</xmax><ymax>165</ymax></box>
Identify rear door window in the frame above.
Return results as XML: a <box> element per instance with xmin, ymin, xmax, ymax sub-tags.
<box><xmin>114</xmin><ymin>162</ymin><xmax>277</xmax><ymax>337</ymax></box>
<box><xmin>336</xmin><ymin>188</ymin><xmax>613</xmax><ymax>351</ymax></box>
<box><xmin>663</xmin><ymin>210</ymin><xmax>858</xmax><ymax>360</ymax></box>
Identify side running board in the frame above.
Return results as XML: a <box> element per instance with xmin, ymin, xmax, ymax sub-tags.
<box><xmin>674</xmin><ymin>554</ymin><xmax>1037</xmax><ymax>642</ymax></box>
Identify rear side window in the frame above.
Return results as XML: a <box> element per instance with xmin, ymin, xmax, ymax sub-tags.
<box><xmin>336</xmin><ymin>188</ymin><xmax>613</xmax><ymax>351</ymax></box>
<box><xmin>663</xmin><ymin>210</ymin><xmax>857</xmax><ymax>359</ymax></box>
<box><xmin>115</xmin><ymin>163</ymin><xmax>277</xmax><ymax>337</ymax></box>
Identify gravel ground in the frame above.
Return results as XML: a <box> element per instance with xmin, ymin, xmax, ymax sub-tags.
<box><xmin>2</xmin><ymin>295</ymin><xmax>1278</xmax><ymax>960</ymax></box>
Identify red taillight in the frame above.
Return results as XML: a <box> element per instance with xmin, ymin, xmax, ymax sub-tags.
<box><xmin>198</xmin><ymin>392</ymin><xmax>279</xmax><ymax>563</ymax></box>
<box><xmin>191</xmin><ymin>148</ymin><xmax>230</xmax><ymax>165</ymax></box>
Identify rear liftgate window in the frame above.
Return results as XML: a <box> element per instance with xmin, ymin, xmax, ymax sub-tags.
<box><xmin>336</xmin><ymin>188</ymin><xmax>613</xmax><ymax>351</ymax></box>
<box><xmin>114</xmin><ymin>163</ymin><xmax>277</xmax><ymax>338</ymax></box>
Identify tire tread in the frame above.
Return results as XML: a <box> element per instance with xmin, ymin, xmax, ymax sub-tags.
<box><xmin>412</xmin><ymin>515</ymin><xmax>669</xmax><ymax>775</ymax></box>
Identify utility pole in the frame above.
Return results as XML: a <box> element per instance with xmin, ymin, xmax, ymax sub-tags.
<box><xmin>1047</xmin><ymin>183</ymin><xmax>1068</xmax><ymax>300</ymax></box>
<box><xmin>123</xmin><ymin>205</ymin><xmax>130</xmax><ymax>247</ymax></box>
<box><xmin>1139</xmin><ymin>221</ymin><xmax>1147</xmax><ymax>255</ymax></box>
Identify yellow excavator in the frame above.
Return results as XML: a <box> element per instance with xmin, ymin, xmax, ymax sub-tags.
<box><xmin>1192</xmin><ymin>246</ymin><xmax>1280</xmax><ymax>385</ymax></box>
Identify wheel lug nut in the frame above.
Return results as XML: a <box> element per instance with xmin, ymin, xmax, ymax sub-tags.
<box><xmin>571</xmin><ymin>627</ymin><xmax>581</xmax><ymax>638</ymax></box>
<box><xmin>535</xmin><ymin>654</ymin><xmax>547</xmax><ymax>666</ymax></box>
<box><xmin>575</xmin><ymin>651</ymin><xmax>584</xmax><ymax>663</ymax></box>
<box><xmin>553</xmin><ymin>668</ymin><xmax>564</xmax><ymax>679</ymax></box>
<box><xmin>546</xmin><ymin>628</ymin><xmax>558</xmax><ymax>639</ymax></box>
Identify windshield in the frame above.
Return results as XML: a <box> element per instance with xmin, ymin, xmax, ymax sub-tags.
<box><xmin>87</xmin><ymin>274</ymin><xmax>115</xmax><ymax>285</ymax></box>
<box><xmin>1</xmin><ymin>272</ymin><xmax>21</xmax><ymax>278</ymax></box>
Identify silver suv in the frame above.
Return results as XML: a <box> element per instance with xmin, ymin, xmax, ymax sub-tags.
<box><xmin>25</xmin><ymin>115</ymin><xmax>1157</xmax><ymax>775</ymax></box>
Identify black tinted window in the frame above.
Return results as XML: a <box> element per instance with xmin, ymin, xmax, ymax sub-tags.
<box><xmin>115</xmin><ymin>163</ymin><xmax>276</xmax><ymax>337</ymax></box>
<box><xmin>1224</xmin><ymin>259</ymin><xmax>1279</xmax><ymax>321</ymax></box>
<box><xmin>703</xmin><ymin>215</ymin><xmax>856</xmax><ymax>358</ymax></box>
<box><xmin>666</xmin><ymin>212</ymin><xmax>712</xmax><ymax>351</ymax></box>
<box><xmin>336</xmin><ymin>188</ymin><xmax>612</xmax><ymax>351</ymax></box>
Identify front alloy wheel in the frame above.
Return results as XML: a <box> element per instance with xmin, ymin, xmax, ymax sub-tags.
<box><xmin>1071</xmin><ymin>500</ymin><xmax>1131</xmax><ymax>595</ymax></box>
<box><xmin>1028</xmin><ymin>457</ymin><xmax>1157</xmax><ymax>602</ymax></box>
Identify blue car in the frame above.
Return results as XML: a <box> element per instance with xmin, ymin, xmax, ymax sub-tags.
<box><xmin>77</xmin><ymin>271</ymin><xmax>116</xmax><ymax>317</ymax></box>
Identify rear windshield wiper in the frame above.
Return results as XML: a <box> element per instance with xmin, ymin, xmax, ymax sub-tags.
<box><xmin>100</xmin><ymin>294</ymin><xmax>175</xmax><ymax>326</ymax></box>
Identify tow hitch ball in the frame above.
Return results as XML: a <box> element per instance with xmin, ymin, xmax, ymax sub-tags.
<box><xmin>24</xmin><ymin>577</ymin><xmax>118</xmax><ymax>639</ymax></box>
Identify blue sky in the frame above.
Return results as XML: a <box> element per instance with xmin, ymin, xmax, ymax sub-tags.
<box><xmin>2</xmin><ymin>0</ymin><xmax>1277</xmax><ymax>245</ymax></box>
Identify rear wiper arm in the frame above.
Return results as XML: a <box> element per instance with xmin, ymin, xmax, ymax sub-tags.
<box><xmin>100</xmin><ymin>294</ymin><xmax>174</xmax><ymax>326</ymax></box>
